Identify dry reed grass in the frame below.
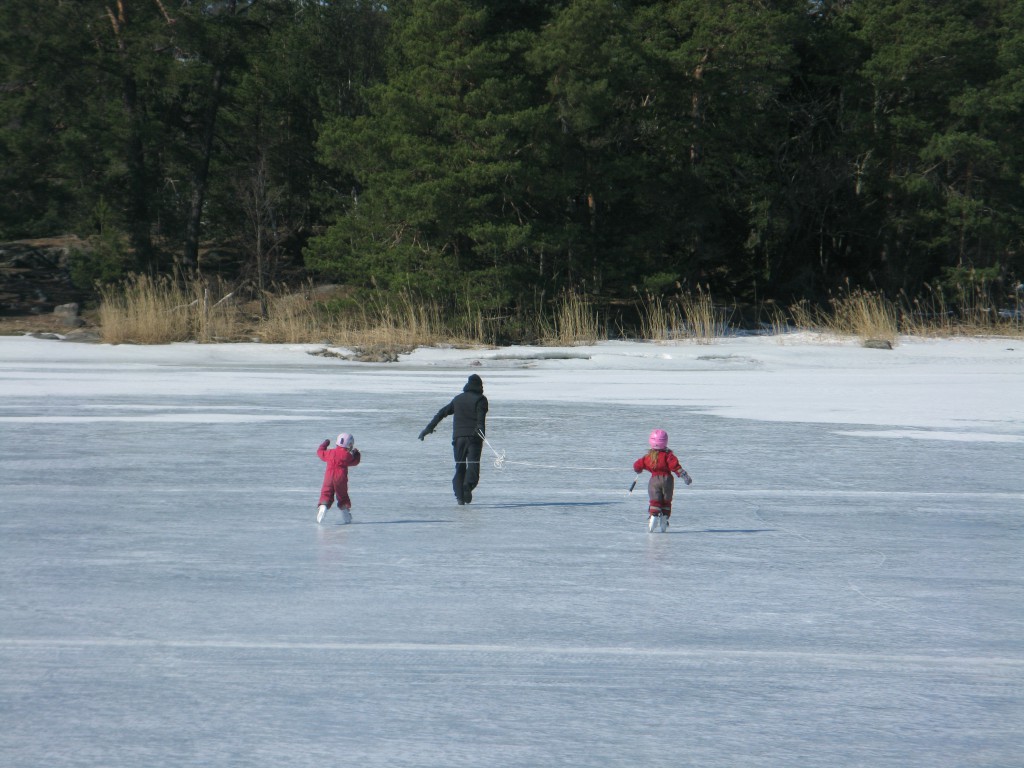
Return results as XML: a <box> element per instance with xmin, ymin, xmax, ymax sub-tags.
<box><xmin>781</xmin><ymin>286</ymin><xmax>1022</xmax><ymax>342</ymax></box>
<box><xmin>539</xmin><ymin>292</ymin><xmax>603</xmax><ymax>346</ymax></box>
<box><xmin>779</xmin><ymin>292</ymin><xmax>898</xmax><ymax>346</ymax></box>
<box><xmin>635</xmin><ymin>291</ymin><xmax>683</xmax><ymax>341</ymax></box>
<box><xmin>679</xmin><ymin>288</ymin><xmax>729</xmax><ymax>343</ymax></box>
<box><xmin>761</xmin><ymin>302</ymin><xmax>793</xmax><ymax>337</ymax></box>
<box><xmin>99</xmin><ymin>275</ymin><xmax>246</xmax><ymax>344</ymax></box>
<box><xmin>898</xmin><ymin>284</ymin><xmax>1023</xmax><ymax>337</ymax></box>
<box><xmin>635</xmin><ymin>287</ymin><xmax>730</xmax><ymax>343</ymax></box>
<box><xmin>256</xmin><ymin>288</ymin><xmax>484</xmax><ymax>349</ymax></box>
<box><xmin>96</xmin><ymin>275</ymin><xmax>1022</xmax><ymax>348</ymax></box>
<box><xmin>828</xmin><ymin>290</ymin><xmax>899</xmax><ymax>345</ymax></box>
<box><xmin>99</xmin><ymin>275</ymin><xmax>192</xmax><ymax>344</ymax></box>
<box><xmin>191</xmin><ymin>280</ymin><xmax>245</xmax><ymax>342</ymax></box>
<box><xmin>255</xmin><ymin>291</ymin><xmax>322</xmax><ymax>344</ymax></box>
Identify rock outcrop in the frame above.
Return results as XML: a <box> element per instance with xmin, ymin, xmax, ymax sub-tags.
<box><xmin>0</xmin><ymin>236</ymin><xmax>87</xmax><ymax>315</ymax></box>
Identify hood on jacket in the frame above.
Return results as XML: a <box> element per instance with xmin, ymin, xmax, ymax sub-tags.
<box><xmin>463</xmin><ymin>374</ymin><xmax>483</xmax><ymax>393</ymax></box>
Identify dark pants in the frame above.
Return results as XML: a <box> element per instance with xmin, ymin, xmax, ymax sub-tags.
<box><xmin>647</xmin><ymin>474</ymin><xmax>675</xmax><ymax>517</ymax></box>
<box><xmin>452</xmin><ymin>436</ymin><xmax>483</xmax><ymax>502</ymax></box>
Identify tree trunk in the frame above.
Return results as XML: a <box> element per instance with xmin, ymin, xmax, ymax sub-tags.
<box><xmin>183</xmin><ymin>66</ymin><xmax>223</xmax><ymax>270</ymax></box>
<box><xmin>123</xmin><ymin>75</ymin><xmax>154</xmax><ymax>271</ymax></box>
<box><xmin>107</xmin><ymin>1</ymin><xmax>154</xmax><ymax>270</ymax></box>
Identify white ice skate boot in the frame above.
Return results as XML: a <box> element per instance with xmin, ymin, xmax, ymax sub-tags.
<box><xmin>341</xmin><ymin>507</ymin><xmax>353</xmax><ymax>525</ymax></box>
<box><xmin>648</xmin><ymin>514</ymin><xmax>660</xmax><ymax>533</ymax></box>
<box><xmin>659</xmin><ymin>515</ymin><xmax>669</xmax><ymax>533</ymax></box>
<box><xmin>316</xmin><ymin>504</ymin><xmax>327</xmax><ymax>524</ymax></box>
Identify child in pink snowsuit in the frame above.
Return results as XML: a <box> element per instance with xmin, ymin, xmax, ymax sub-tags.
<box><xmin>633</xmin><ymin>428</ymin><xmax>691</xmax><ymax>533</ymax></box>
<box><xmin>316</xmin><ymin>433</ymin><xmax>361</xmax><ymax>524</ymax></box>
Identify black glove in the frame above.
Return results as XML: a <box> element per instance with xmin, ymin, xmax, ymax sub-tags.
<box><xmin>320</xmin><ymin>439</ymin><xmax>330</xmax><ymax>449</ymax></box>
<box><xmin>418</xmin><ymin>428</ymin><xmax>431</xmax><ymax>441</ymax></box>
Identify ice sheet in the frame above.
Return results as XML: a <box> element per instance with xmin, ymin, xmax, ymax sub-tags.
<box><xmin>1</xmin><ymin>336</ymin><xmax>1022</xmax><ymax>767</ymax></box>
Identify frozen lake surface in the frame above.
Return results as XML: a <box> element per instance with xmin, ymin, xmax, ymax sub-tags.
<box><xmin>1</xmin><ymin>336</ymin><xmax>1022</xmax><ymax>767</ymax></box>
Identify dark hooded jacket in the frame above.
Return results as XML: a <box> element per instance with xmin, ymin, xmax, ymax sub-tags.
<box><xmin>423</xmin><ymin>374</ymin><xmax>488</xmax><ymax>440</ymax></box>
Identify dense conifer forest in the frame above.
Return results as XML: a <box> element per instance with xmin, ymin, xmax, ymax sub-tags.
<box><xmin>2</xmin><ymin>1</ymin><xmax>1022</xmax><ymax>319</ymax></box>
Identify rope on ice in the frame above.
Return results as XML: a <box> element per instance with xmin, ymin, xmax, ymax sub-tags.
<box><xmin>479</xmin><ymin>432</ymin><xmax>622</xmax><ymax>473</ymax></box>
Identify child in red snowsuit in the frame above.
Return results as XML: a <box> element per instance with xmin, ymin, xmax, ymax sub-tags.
<box><xmin>316</xmin><ymin>433</ymin><xmax>361</xmax><ymax>524</ymax></box>
<box><xmin>633</xmin><ymin>428</ymin><xmax>691</xmax><ymax>533</ymax></box>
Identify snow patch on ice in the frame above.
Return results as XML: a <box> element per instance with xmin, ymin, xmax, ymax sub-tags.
<box><xmin>837</xmin><ymin>429</ymin><xmax>1024</xmax><ymax>444</ymax></box>
<box><xmin>488</xmin><ymin>351</ymin><xmax>591</xmax><ymax>361</ymax></box>
<box><xmin>0</xmin><ymin>413</ymin><xmax>304</xmax><ymax>424</ymax></box>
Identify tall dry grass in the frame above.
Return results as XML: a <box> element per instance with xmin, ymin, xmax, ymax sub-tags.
<box><xmin>191</xmin><ymin>280</ymin><xmax>244</xmax><ymax>342</ymax></box>
<box><xmin>256</xmin><ymin>288</ymin><xmax>484</xmax><ymax>349</ymax></box>
<box><xmin>899</xmin><ymin>283</ymin><xmax>1023</xmax><ymax>337</ymax></box>
<box><xmin>781</xmin><ymin>285</ymin><xmax>1022</xmax><ymax>342</ymax></box>
<box><xmin>254</xmin><ymin>290</ymin><xmax>322</xmax><ymax>344</ymax></box>
<box><xmin>635</xmin><ymin>291</ymin><xmax>683</xmax><ymax>341</ymax></box>
<box><xmin>635</xmin><ymin>287</ymin><xmax>730</xmax><ymax>343</ymax></box>
<box><xmin>99</xmin><ymin>275</ymin><xmax>244</xmax><ymax>344</ymax></box>
<box><xmin>761</xmin><ymin>301</ymin><xmax>793</xmax><ymax>337</ymax></box>
<box><xmin>680</xmin><ymin>288</ymin><xmax>729</xmax><ymax>343</ymax></box>
<box><xmin>98</xmin><ymin>277</ymin><xmax>488</xmax><ymax>348</ymax></box>
<box><xmin>99</xmin><ymin>275</ymin><xmax>192</xmax><ymax>344</ymax></box>
<box><xmin>778</xmin><ymin>291</ymin><xmax>898</xmax><ymax>345</ymax></box>
<box><xmin>539</xmin><ymin>292</ymin><xmax>603</xmax><ymax>346</ymax></box>
<box><xmin>828</xmin><ymin>289</ymin><xmax>899</xmax><ymax>344</ymax></box>
<box><xmin>95</xmin><ymin>275</ymin><xmax>1022</xmax><ymax>348</ymax></box>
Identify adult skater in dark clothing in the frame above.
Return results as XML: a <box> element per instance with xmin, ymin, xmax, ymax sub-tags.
<box><xmin>418</xmin><ymin>374</ymin><xmax>488</xmax><ymax>504</ymax></box>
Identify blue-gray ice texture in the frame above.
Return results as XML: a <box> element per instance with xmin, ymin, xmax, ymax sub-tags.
<box><xmin>1</xmin><ymin>355</ymin><xmax>1022</xmax><ymax>768</ymax></box>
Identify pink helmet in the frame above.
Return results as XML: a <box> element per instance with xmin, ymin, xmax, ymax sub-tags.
<box><xmin>649</xmin><ymin>429</ymin><xmax>668</xmax><ymax>450</ymax></box>
<box><xmin>336</xmin><ymin>433</ymin><xmax>354</xmax><ymax>449</ymax></box>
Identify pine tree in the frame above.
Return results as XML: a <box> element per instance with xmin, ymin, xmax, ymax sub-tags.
<box><xmin>309</xmin><ymin>0</ymin><xmax>555</xmax><ymax>306</ymax></box>
<box><xmin>842</xmin><ymin>0</ymin><xmax>1024</xmax><ymax>288</ymax></box>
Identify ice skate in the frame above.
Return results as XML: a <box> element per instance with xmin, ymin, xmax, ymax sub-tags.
<box><xmin>341</xmin><ymin>507</ymin><xmax>352</xmax><ymax>525</ymax></box>
<box><xmin>659</xmin><ymin>515</ymin><xmax>669</xmax><ymax>533</ymax></box>
<box><xmin>316</xmin><ymin>504</ymin><xmax>327</xmax><ymax>524</ymax></box>
<box><xmin>648</xmin><ymin>514</ymin><xmax>660</xmax><ymax>533</ymax></box>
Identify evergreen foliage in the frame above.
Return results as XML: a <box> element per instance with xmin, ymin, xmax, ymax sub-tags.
<box><xmin>1</xmin><ymin>0</ymin><xmax>1021</xmax><ymax>312</ymax></box>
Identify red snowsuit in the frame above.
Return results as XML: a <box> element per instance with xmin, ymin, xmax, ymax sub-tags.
<box><xmin>317</xmin><ymin>441</ymin><xmax>361</xmax><ymax>509</ymax></box>
<box><xmin>633</xmin><ymin>449</ymin><xmax>689</xmax><ymax>518</ymax></box>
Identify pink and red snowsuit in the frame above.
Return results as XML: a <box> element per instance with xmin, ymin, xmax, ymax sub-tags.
<box><xmin>317</xmin><ymin>440</ymin><xmax>361</xmax><ymax>510</ymax></box>
<box><xmin>633</xmin><ymin>449</ymin><xmax>690</xmax><ymax>519</ymax></box>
